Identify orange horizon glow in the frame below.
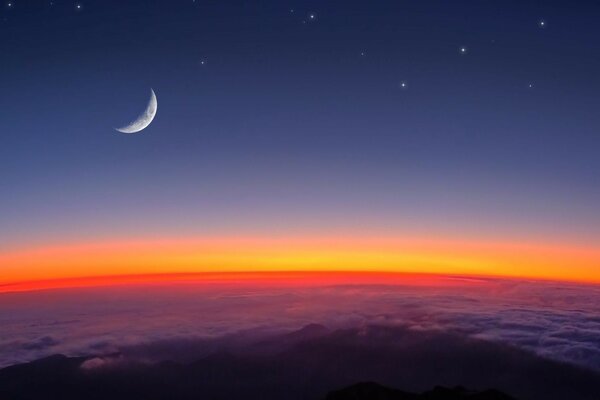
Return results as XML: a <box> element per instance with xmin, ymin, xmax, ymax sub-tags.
<box><xmin>1</xmin><ymin>236</ymin><xmax>600</xmax><ymax>292</ymax></box>
<box><xmin>0</xmin><ymin>271</ymin><xmax>497</xmax><ymax>294</ymax></box>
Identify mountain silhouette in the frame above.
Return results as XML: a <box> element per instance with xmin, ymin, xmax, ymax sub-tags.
<box><xmin>325</xmin><ymin>382</ymin><xmax>515</xmax><ymax>399</ymax></box>
<box><xmin>1</xmin><ymin>324</ymin><xmax>600</xmax><ymax>399</ymax></box>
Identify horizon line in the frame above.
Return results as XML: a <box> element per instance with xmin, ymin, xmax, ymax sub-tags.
<box><xmin>1</xmin><ymin>270</ymin><xmax>597</xmax><ymax>295</ymax></box>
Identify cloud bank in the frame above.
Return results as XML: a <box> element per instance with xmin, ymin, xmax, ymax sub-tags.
<box><xmin>1</xmin><ymin>277</ymin><xmax>599</xmax><ymax>374</ymax></box>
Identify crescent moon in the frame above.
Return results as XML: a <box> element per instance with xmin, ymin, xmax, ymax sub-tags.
<box><xmin>115</xmin><ymin>89</ymin><xmax>157</xmax><ymax>133</ymax></box>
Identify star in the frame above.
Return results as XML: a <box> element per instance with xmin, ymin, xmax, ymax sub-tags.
<box><xmin>309</xmin><ymin>13</ymin><xmax>316</xmax><ymax>20</ymax></box>
<box><xmin>75</xmin><ymin>3</ymin><xmax>82</xmax><ymax>11</ymax></box>
<box><xmin>7</xmin><ymin>2</ymin><xmax>12</xmax><ymax>8</ymax></box>
<box><xmin>528</xmin><ymin>83</ymin><xmax>534</xmax><ymax>88</ymax></box>
<box><xmin>399</xmin><ymin>81</ymin><xmax>408</xmax><ymax>89</ymax></box>
<box><xmin>360</xmin><ymin>51</ymin><xmax>366</xmax><ymax>56</ymax></box>
<box><xmin>459</xmin><ymin>46</ymin><xmax>468</xmax><ymax>54</ymax></box>
<box><xmin>539</xmin><ymin>20</ymin><xmax>546</xmax><ymax>28</ymax></box>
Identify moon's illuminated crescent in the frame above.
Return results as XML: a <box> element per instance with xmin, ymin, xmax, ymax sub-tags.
<box><xmin>115</xmin><ymin>89</ymin><xmax>157</xmax><ymax>133</ymax></box>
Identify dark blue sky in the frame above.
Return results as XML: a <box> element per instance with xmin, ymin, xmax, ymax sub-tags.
<box><xmin>1</xmin><ymin>0</ymin><xmax>599</xmax><ymax>249</ymax></box>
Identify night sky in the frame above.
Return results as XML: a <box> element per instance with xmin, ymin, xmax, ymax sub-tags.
<box><xmin>3</xmin><ymin>4</ymin><xmax>600</xmax><ymax>397</ymax></box>
<box><xmin>1</xmin><ymin>0</ymin><xmax>600</xmax><ymax>254</ymax></box>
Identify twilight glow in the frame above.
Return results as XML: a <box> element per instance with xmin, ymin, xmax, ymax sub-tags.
<box><xmin>2</xmin><ymin>236</ymin><xmax>600</xmax><ymax>291</ymax></box>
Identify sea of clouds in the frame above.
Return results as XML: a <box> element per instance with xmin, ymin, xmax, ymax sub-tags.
<box><xmin>1</xmin><ymin>276</ymin><xmax>599</xmax><ymax>371</ymax></box>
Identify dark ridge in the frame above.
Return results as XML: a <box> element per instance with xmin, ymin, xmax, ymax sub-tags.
<box><xmin>326</xmin><ymin>381</ymin><xmax>418</xmax><ymax>399</ymax></box>
<box><xmin>325</xmin><ymin>382</ymin><xmax>515</xmax><ymax>399</ymax></box>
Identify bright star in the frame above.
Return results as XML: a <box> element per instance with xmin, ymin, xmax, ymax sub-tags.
<box><xmin>539</xmin><ymin>20</ymin><xmax>546</xmax><ymax>27</ymax></box>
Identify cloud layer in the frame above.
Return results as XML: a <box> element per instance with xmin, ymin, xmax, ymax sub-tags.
<box><xmin>1</xmin><ymin>277</ymin><xmax>599</xmax><ymax>373</ymax></box>
<box><xmin>2</xmin><ymin>324</ymin><xmax>600</xmax><ymax>400</ymax></box>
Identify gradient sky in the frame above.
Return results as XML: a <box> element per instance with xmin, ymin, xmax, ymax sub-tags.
<box><xmin>1</xmin><ymin>0</ymin><xmax>600</xmax><ymax>284</ymax></box>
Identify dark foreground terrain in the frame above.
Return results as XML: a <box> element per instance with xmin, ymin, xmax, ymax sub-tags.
<box><xmin>326</xmin><ymin>382</ymin><xmax>514</xmax><ymax>399</ymax></box>
<box><xmin>1</xmin><ymin>324</ymin><xmax>600</xmax><ymax>400</ymax></box>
